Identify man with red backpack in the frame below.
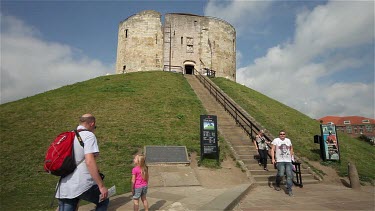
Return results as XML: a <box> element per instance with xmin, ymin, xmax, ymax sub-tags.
<box><xmin>55</xmin><ymin>114</ymin><xmax>109</xmax><ymax>211</ymax></box>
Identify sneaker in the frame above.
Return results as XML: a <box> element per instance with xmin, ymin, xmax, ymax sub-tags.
<box><xmin>264</xmin><ymin>168</ymin><xmax>268</xmax><ymax>171</ymax></box>
<box><xmin>288</xmin><ymin>190</ymin><xmax>293</xmax><ymax>196</ymax></box>
<box><xmin>275</xmin><ymin>186</ymin><xmax>281</xmax><ymax>191</ymax></box>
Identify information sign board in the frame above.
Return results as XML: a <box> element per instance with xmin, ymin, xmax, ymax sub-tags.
<box><xmin>200</xmin><ymin>115</ymin><xmax>219</xmax><ymax>161</ymax></box>
<box><xmin>320</xmin><ymin>124</ymin><xmax>340</xmax><ymax>161</ymax></box>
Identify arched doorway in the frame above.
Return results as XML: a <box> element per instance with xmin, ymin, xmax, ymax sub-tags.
<box><xmin>185</xmin><ymin>65</ymin><xmax>194</xmax><ymax>74</ymax></box>
<box><xmin>183</xmin><ymin>61</ymin><xmax>196</xmax><ymax>75</ymax></box>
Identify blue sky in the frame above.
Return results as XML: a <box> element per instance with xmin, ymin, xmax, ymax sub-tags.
<box><xmin>1</xmin><ymin>0</ymin><xmax>374</xmax><ymax>119</ymax></box>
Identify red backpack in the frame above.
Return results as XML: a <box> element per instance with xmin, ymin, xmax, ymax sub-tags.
<box><xmin>44</xmin><ymin>130</ymin><xmax>85</xmax><ymax>177</ymax></box>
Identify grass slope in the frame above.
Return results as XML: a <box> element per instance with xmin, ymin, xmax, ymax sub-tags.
<box><xmin>211</xmin><ymin>77</ymin><xmax>375</xmax><ymax>183</ymax></box>
<box><xmin>1</xmin><ymin>72</ymin><xmax>373</xmax><ymax>210</ymax></box>
<box><xmin>0</xmin><ymin>72</ymin><xmax>206</xmax><ymax>210</ymax></box>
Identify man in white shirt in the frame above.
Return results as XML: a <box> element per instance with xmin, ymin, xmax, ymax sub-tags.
<box><xmin>271</xmin><ymin>130</ymin><xmax>294</xmax><ymax>196</ymax></box>
<box><xmin>56</xmin><ymin>114</ymin><xmax>109</xmax><ymax>210</ymax></box>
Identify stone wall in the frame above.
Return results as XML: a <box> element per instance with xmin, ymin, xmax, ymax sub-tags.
<box><xmin>116</xmin><ymin>10</ymin><xmax>163</xmax><ymax>73</ymax></box>
<box><xmin>116</xmin><ymin>10</ymin><xmax>236</xmax><ymax>81</ymax></box>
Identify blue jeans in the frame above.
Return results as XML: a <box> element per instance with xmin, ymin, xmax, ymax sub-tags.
<box><xmin>276</xmin><ymin>162</ymin><xmax>293</xmax><ymax>190</ymax></box>
<box><xmin>258</xmin><ymin>149</ymin><xmax>268</xmax><ymax>169</ymax></box>
<box><xmin>58</xmin><ymin>185</ymin><xmax>109</xmax><ymax>211</ymax></box>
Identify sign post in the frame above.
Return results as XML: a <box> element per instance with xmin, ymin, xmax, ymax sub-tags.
<box><xmin>320</xmin><ymin>124</ymin><xmax>340</xmax><ymax>161</ymax></box>
<box><xmin>200</xmin><ymin>115</ymin><xmax>219</xmax><ymax>162</ymax></box>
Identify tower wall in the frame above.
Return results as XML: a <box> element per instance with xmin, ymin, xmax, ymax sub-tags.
<box><xmin>208</xmin><ymin>17</ymin><xmax>236</xmax><ymax>81</ymax></box>
<box><xmin>116</xmin><ymin>10</ymin><xmax>236</xmax><ymax>81</ymax></box>
<box><xmin>116</xmin><ymin>10</ymin><xmax>163</xmax><ymax>73</ymax></box>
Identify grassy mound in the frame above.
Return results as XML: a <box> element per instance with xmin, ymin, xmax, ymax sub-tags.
<box><xmin>211</xmin><ymin>77</ymin><xmax>375</xmax><ymax>183</ymax></box>
<box><xmin>0</xmin><ymin>71</ymin><xmax>206</xmax><ymax>210</ymax></box>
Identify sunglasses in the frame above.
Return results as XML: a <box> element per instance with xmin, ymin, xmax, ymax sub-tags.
<box><xmin>279</xmin><ymin>133</ymin><xmax>285</xmax><ymax>135</ymax></box>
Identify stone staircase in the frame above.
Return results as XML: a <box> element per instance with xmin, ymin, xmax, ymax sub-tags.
<box><xmin>185</xmin><ymin>74</ymin><xmax>319</xmax><ymax>186</ymax></box>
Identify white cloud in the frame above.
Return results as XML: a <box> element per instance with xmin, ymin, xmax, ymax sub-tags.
<box><xmin>204</xmin><ymin>0</ymin><xmax>272</xmax><ymax>35</ymax></box>
<box><xmin>0</xmin><ymin>15</ymin><xmax>113</xmax><ymax>104</ymax></box>
<box><xmin>232</xmin><ymin>0</ymin><xmax>374</xmax><ymax>118</ymax></box>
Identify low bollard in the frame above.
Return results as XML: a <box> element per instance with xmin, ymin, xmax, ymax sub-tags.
<box><xmin>348</xmin><ymin>162</ymin><xmax>361</xmax><ymax>190</ymax></box>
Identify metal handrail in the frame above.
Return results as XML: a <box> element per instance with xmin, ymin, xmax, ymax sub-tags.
<box><xmin>195</xmin><ymin>69</ymin><xmax>271</xmax><ymax>142</ymax></box>
<box><xmin>194</xmin><ymin>69</ymin><xmax>303</xmax><ymax>187</ymax></box>
<box><xmin>163</xmin><ymin>65</ymin><xmax>183</xmax><ymax>72</ymax></box>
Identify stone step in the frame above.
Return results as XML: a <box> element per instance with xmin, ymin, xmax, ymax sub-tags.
<box><xmin>253</xmin><ymin>174</ymin><xmax>316</xmax><ymax>183</ymax></box>
<box><xmin>244</xmin><ymin>159</ymin><xmax>273</xmax><ymax>165</ymax></box>
<box><xmin>249</xmin><ymin>169</ymin><xmax>278</xmax><ymax>175</ymax></box>
<box><xmin>255</xmin><ymin>178</ymin><xmax>320</xmax><ymax>186</ymax></box>
<box><xmin>246</xmin><ymin>163</ymin><xmax>312</xmax><ymax>173</ymax></box>
<box><xmin>186</xmin><ymin>75</ymin><xmax>320</xmax><ymax>187</ymax></box>
<box><xmin>232</xmin><ymin>147</ymin><xmax>255</xmax><ymax>153</ymax></box>
<box><xmin>228</xmin><ymin>141</ymin><xmax>252</xmax><ymax>146</ymax></box>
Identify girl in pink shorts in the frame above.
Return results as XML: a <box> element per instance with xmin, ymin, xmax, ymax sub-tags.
<box><xmin>131</xmin><ymin>154</ymin><xmax>149</xmax><ymax>211</ymax></box>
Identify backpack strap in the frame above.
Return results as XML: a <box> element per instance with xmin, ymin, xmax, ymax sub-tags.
<box><xmin>74</xmin><ymin>129</ymin><xmax>87</xmax><ymax>167</ymax></box>
<box><xmin>74</xmin><ymin>129</ymin><xmax>85</xmax><ymax>147</ymax></box>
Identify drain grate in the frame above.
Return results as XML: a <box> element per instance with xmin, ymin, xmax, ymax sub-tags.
<box><xmin>144</xmin><ymin>146</ymin><xmax>189</xmax><ymax>164</ymax></box>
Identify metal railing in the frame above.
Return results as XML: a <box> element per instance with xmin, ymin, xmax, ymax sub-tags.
<box><xmin>194</xmin><ymin>69</ymin><xmax>303</xmax><ymax>187</ymax></box>
<box><xmin>202</xmin><ymin>68</ymin><xmax>216</xmax><ymax>78</ymax></box>
<box><xmin>163</xmin><ymin>65</ymin><xmax>183</xmax><ymax>73</ymax></box>
<box><xmin>195</xmin><ymin>69</ymin><xmax>269</xmax><ymax>142</ymax></box>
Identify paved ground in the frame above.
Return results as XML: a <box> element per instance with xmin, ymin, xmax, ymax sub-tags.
<box><xmin>78</xmin><ymin>164</ymin><xmax>374</xmax><ymax>211</ymax></box>
<box><xmin>234</xmin><ymin>184</ymin><xmax>374</xmax><ymax>211</ymax></box>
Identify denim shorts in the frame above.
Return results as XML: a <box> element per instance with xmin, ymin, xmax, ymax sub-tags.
<box><xmin>133</xmin><ymin>186</ymin><xmax>148</xmax><ymax>199</ymax></box>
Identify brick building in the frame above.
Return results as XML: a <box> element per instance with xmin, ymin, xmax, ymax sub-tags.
<box><xmin>319</xmin><ymin>116</ymin><xmax>375</xmax><ymax>139</ymax></box>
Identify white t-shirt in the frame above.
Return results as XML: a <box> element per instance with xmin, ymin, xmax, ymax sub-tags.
<box><xmin>55</xmin><ymin>125</ymin><xmax>99</xmax><ymax>199</ymax></box>
<box><xmin>272</xmin><ymin>137</ymin><xmax>292</xmax><ymax>163</ymax></box>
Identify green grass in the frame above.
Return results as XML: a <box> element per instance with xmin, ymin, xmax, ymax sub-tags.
<box><xmin>0</xmin><ymin>71</ymin><xmax>208</xmax><ymax>210</ymax></box>
<box><xmin>211</xmin><ymin>77</ymin><xmax>375</xmax><ymax>184</ymax></box>
<box><xmin>1</xmin><ymin>72</ymin><xmax>374</xmax><ymax>210</ymax></box>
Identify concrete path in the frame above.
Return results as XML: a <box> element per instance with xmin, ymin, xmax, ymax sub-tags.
<box><xmin>234</xmin><ymin>184</ymin><xmax>374</xmax><ymax>210</ymax></box>
<box><xmin>78</xmin><ymin>165</ymin><xmax>252</xmax><ymax>211</ymax></box>
<box><xmin>78</xmin><ymin>169</ymin><xmax>374</xmax><ymax>210</ymax></box>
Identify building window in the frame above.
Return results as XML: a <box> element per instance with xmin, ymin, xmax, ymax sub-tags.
<box><xmin>186</xmin><ymin>37</ymin><xmax>194</xmax><ymax>53</ymax></box>
<box><xmin>354</xmin><ymin>128</ymin><xmax>358</xmax><ymax>134</ymax></box>
<box><xmin>187</xmin><ymin>37</ymin><xmax>193</xmax><ymax>45</ymax></box>
<box><xmin>181</xmin><ymin>37</ymin><xmax>183</xmax><ymax>45</ymax></box>
<box><xmin>346</xmin><ymin>126</ymin><xmax>352</xmax><ymax>134</ymax></box>
<box><xmin>366</xmin><ymin>125</ymin><xmax>372</xmax><ymax>132</ymax></box>
<box><xmin>344</xmin><ymin>120</ymin><xmax>351</xmax><ymax>124</ymax></box>
<box><xmin>125</xmin><ymin>29</ymin><xmax>128</xmax><ymax>38</ymax></box>
<box><xmin>187</xmin><ymin>45</ymin><xmax>193</xmax><ymax>53</ymax></box>
<box><xmin>362</xmin><ymin>119</ymin><xmax>370</xmax><ymax>123</ymax></box>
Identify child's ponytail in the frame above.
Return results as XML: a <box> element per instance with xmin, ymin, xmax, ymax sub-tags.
<box><xmin>137</xmin><ymin>154</ymin><xmax>149</xmax><ymax>181</ymax></box>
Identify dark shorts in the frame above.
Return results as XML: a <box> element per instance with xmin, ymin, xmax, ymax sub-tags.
<box><xmin>133</xmin><ymin>186</ymin><xmax>148</xmax><ymax>199</ymax></box>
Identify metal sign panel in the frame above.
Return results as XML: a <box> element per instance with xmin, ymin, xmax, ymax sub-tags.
<box><xmin>145</xmin><ymin>146</ymin><xmax>189</xmax><ymax>164</ymax></box>
<box><xmin>320</xmin><ymin>124</ymin><xmax>340</xmax><ymax>161</ymax></box>
<box><xmin>200</xmin><ymin>115</ymin><xmax>219</xmax><ymax>161</ymax></box>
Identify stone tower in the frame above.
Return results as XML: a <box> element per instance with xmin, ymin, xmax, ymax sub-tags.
<box><xmin>116</xmin><ymin>10</ymin><xmax>236</xmax><ymax>81</ymax></box>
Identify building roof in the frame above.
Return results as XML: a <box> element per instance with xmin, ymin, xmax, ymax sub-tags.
<box><xmin>319</xmin><ymin>116</ymin><xmax>375</xmax><ymax>125</ymax></box>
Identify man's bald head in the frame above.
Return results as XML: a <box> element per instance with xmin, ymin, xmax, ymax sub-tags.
<box><xmin>80</xmin><ymin>114</ymin><xmax>96</xmax><ymax>124</ymax></box>
<box><xmin>79</xmin><ymin>114</ymin><xmax>96</xmax><ymax>131</ymax></box>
